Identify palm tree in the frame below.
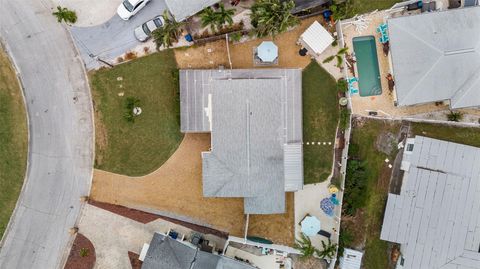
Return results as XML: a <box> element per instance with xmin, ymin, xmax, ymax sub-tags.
<box><xmin>201</xmin><ymin>3</ymin><xmax>235</xmax><ymax>33</ymax></box>
<box><xmin>250</xmin><ymin>0</ymin><xmax>299</xmax><ymax>37</ymax></box>
<box><xmin>316</xmin><ymin>239</ymin><xmax>338</xmax><ymax>260</ymax></box>
<box><xmin>294</xmin><ymin>233</ymin><xmax>319</xmax><ymax>258</ymax></box>
<box><xmin>52</xmin><ymin>6</ymin><xmax>77</xmax><ymax>24</ymax></box>
<box><xmin>152</xmin><ymin>11</ymin><xmax>184</xmax><ymax>49</ymax></box>
<box><xmin>323</xmin><ymin>47</ymin><xmax>349</xmax><ymax>68</ymax></box>
<box><xmin>200</xmin><ymin>7</ymin><xmax>219</xmax><ymax>32</ymax></box>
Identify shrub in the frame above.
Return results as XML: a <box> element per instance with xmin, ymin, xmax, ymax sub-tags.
<box><xmin>52</xmin><ymin>6</ymin><xmax>77</xmax><ymax>24</ymax></box>
<box><xmin>343</xmin><ymin>159</ymin><xmax>368</xmax><ymax>215</ymax></box>
<box><xmin>79</xmin><ymin>248</ymin><xmax>89</xmax><ymax>257</ymax></box>
<box><xmin>229</xmin><ymin>32</ymin><xmax>242</xmax><ymax>42</ymax></box>
<box><xmin>143</xmin><ymin>46</ymin><xmax>150</xmax><ymax>54</ymax></box>
<box><xmin>336</xmin><ymin>78</ymin><xmax>348</xmax><ymax>93</ymax></box>
<box><xmin>124</xmin><ymin>97</ymin><xmax>140</xmax><ymax>123</ymax></box>
<box><xmin>339</xmin><ymin>107</ymin><xmax>350</xmax><ymax>131</ymax></box>
<box><xmin>447</xmin><ymin>110</ymin><xmax>463</xmax><ymax>122</ymax></box>
<box><xmin>116</xmin><ymin>57</ymin><xmax>124</xmax><ymax>63</ymax></box>
<box><xmin>124</xmin><ymin>51</ymin><xmax>137</xmax><ymax>60</ymax></box>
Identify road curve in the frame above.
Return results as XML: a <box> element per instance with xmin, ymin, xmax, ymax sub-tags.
<box><xmin>0</xmin><ymin>0</ymin><xmax>94</xmax><ymax>267</ymax></box>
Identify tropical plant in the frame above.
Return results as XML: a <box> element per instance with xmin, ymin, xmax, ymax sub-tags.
<box><xmin>250</xmin><ymin>0</ymin><xmax>299</xmax><ymax>37</ymax></box>
<box><xmin>201</xmin><ymin>3</ymin><xmax>235</xmax><ymax>33</ymax></box>
<box><xmin>152</xmin><ymin>11</ymin><xmax>184</xmax><ymax>49</ymax></box>
<box><xmin>229</xmin><ymin>32</ymin><xmax>242</xmax><ymax>42</ymax></box>
<box><xmin>447</xmin><ymin>110</ymin><xmax>463</xmax><ymax>122</ymax></box>
<box><xmin>79</xmin><ymin>248</ymin><xmax>89</xmax><ymax>257</ymax></box>
<box><xmin>295</xmin><ymin>233</ymin><xmax>319</xmax><ymax>258</ymax></box>
<box><xmin>323</xmin><ymin>47</ymin><xmax>349</xmax><ymax>68</ymax></box>
<box><xmin>52</xmin><ymin>6</ymin><xmax>77</xmax><ymax>24</ymax></box>
<box><xmin>317</xmin><ymin>239</ymin><xmax>338</xmax><ymax>259</ymax></box>
<box><xmin>336</xmin><ymin>78</ymin><xmax>348</xmax><ymax>93</ymax></box>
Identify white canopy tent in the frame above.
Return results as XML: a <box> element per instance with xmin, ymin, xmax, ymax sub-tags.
<box><xmin>298</xmin><ymin>21</ymin><xmax>334</xmax><ymax>57</ymax></box>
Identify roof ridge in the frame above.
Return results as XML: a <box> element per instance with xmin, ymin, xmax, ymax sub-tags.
<box><xmin>450</xmin><ymin>52</ymin><xmax>480</xmax><ymax>108</ymax></box>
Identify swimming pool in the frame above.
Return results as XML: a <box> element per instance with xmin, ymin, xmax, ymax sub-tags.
<box><xmin>352</xmin><ymin>36</ymin><xmax>382</xmax><ymax>97</ymax></box>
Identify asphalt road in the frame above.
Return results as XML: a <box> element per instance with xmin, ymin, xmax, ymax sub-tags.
<box><xmin>0</xmin><ymin>0</ymin><xmax>94</xmax><ymax>267</ymax></box>
<box><xmin>71</xmin><ymin>0</ymin><xmax>167</xmax><ymax>69</ymax></box>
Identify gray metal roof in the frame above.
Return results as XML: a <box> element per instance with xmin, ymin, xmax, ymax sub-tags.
<box><xmin>380</xmin><ymin>136</ymin><xmax>480</xmax><ymax>269</ymax></box>
<box><xmin>180</xmin><ymin>69</ymin><xmax>303</xmax><ymax>214</ymax></box>
<box><xmin>142</xmin><ymin>233</ymin><xmax>255</xmax><ymax>269</ymax></box>
<box><xmin>388</xmin><ymin>7</ymin><xmax>480</xmax><ymax>109</ymax></box>
<box><xmin>165</xmin><ymin>0</ymin><xmax>220</xmax><ymax>22</ymax></box>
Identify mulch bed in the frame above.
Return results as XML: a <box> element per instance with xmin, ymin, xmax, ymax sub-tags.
<box><xmin>128</xmin><ymin>251</ymin><xmax>143</xmax><ymax>269</ymax></box>
<box><xmin>64</xmin><ymin>233</ymin><xmax>96</xmax><ymax>269</ymax></box>
<box><xmin>89</xmin><ymin>200</ymin><xmax>229</xmax><ymax>239</ymax></box>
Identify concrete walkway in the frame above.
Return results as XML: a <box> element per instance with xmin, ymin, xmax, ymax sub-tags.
<box><xmin>0</xmin><ymin>0</ymin><xmax>94</xmax><ymax>267</ymax></box>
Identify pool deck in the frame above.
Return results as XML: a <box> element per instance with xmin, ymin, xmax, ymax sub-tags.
<box><xmin>341</xmin><ymin>11</ymin><xmax>452</xmax><ymax>118</ymax></box>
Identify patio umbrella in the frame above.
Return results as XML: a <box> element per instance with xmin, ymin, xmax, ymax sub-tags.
<box><xmin>257</xmin><ymin>41</ymin><xmax>278</xmax><ymax>62</ymax></box>
<box><xmin>301</xmin><ymin>215</ymin><xmax>321</xmax><ymax>236</ymax></box>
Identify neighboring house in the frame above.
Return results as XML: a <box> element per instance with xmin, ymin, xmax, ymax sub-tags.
<box><xmin>380</xmin><ymin>136</ymin><xmax>480</xmax><ymax>268</ymax></box>
<box><xmin>165</xmin><ymin>0</ymin><xmax>220</xmax><ymax>22</ymax></box>
<box><xmin>179</xmin><ymin>69</ymin><xmax>303</xmax><ymax>214</ymax></box>
<box><xmin>388</xmin><ymin>6</ymin><xmax>480</xmax><ymax>109</ymax></box>
<box><xmin>142</xmin><ymin>233</ymin><xmax>255</xmax><ymax>269</ymax></box>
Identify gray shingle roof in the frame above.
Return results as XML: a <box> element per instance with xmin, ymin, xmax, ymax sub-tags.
<box><xmin>180</xmin><ymin>69</ymin><xmax>303</xmax><ymax>214</ymax></box>
<box><xmin>388</xmin><ymin>7</ymin><xmax>480</xmax><ymax>109</ymax></box>
<box><xmin>142</xmin><ymin>233</ymin><xmax>255</xmax><ymax>269</ymax></box>
<box><xmin>380</xmin><ymin>136</ymin><xmax>480</xmax><ymax>269</ymax></box>
<box><xmin>165</xmin><ymin>0</ymin><xmax>220</xmax><ymax>22</ymax></box>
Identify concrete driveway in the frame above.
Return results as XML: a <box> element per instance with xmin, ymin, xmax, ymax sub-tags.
<box><xmin>0</xmin><ymin>0</ymin><xmax>93</xmax><ymax>268</ymax></box>
<box><xmin>71</xmin><ymin>0</ymin><xmax>167</xmax><ymax>69</ymax></box>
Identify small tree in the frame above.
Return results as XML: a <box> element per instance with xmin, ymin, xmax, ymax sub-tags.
<box><xmin>201</xmin><ymin>3</ymin><xmax>235</xmax><ymax>33</ymax></box>
<box><xmin>294</xmin><ymin>233</ymin><xmax>319</xmax><ymax>258</ymax></box>
<box><xmin>52</xmin><ymin>6</ymin><xmax>77</xmax><ymax>24</ymax></box>
<box><xmin>317</xmin><ymin>239</ymin><xmax>338</xmax><ymax>260</ymax></box>
<box><xmin>323</xmin><ymin>47</ymin><xmax>349</xmax><ymax>68</ymax></box>
<box><xmin>124</xmin><ymin>97</ymin><xmax>140</xmax><ymax>123</ymax></box>
<box><xmin>152</xmin><ymin>11</ymin><xmax>184</xmax><ymax>49</ymax></box>
<box><xmin>250</xmin><ymin>0</ymin><xmax>299</xmax><ymax>37</ymax></box>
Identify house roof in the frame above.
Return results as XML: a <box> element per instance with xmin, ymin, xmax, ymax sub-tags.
<box><xmin>290</xmin><ymin>0</ymin><xmax>330</xmax><ymax>13</ymax></box>
<box><xmin>179</xmin><ymin>69</ymin><xmax>303</xmax><ymax>214</ymax></box>
<box><xmin>388</xmin><ymin>7</ymin><xmax>480</xmax><ymax>108</ymax></box>
<box><xmin>380</xmin><ymin>136</ymin><xmax>480</xmax><ymax>269</ymax></box>
<box><xmin>340</xmin><ymin>248</ymin><xmax>363</xmax><ymax>269</ymax></box>
<box><xmin>142</xmin><ymin>233</ymin><xmax>255</xmax><ymax>269</ymax></box>
<box><xmin>299</xmin><ymin>21</ymin><xmax>334</xmax><ymax>56</ymax></box>
<box><xmin>165</xmin><ymin>0</ymin><xmax>220</xmax><ymax>22</ymax></box>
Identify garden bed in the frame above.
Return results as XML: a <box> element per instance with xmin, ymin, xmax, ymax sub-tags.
<box><xmin>64</xmin><ymin>233</ymin><xmax>96</xmax><ymax>269</ymax></box>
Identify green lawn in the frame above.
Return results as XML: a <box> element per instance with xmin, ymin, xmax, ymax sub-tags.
<box><xmin>90</xmin><ymin>50</ymin><xmax>184</xmax><ymax>176</ymax></box>
<box><xmin>0</xmin><ymin>49</ymin><xmax>27</xmax><ymax>238</ymax></box>
<box><xmin>344</xmin><ymin>119</ymin><xmax>480</xmax><ymax>268</ymax></box>
<box><xmin>302</xmin><ymin>61</ymin><xmax>339</xmax><ymax>184</ymax></box>
<box><xmin>347</xmin><ymin>0</ymin><xmax>404</xmax><ymax>15</ymax></box>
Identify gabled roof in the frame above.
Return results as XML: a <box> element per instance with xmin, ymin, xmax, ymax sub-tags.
<box><xmin>388</xmin><ymin>7</ymin><xmax>480</xmax><ymax>108</ymax></box>
<box><xmin>142</xmin><ymin>233</ymin><xmax>255</xmax><ymax>269</ymax></box>
<box><xmin>165</xmin><ymin>0</ymin><xmax>220</xmax><ymax>22</ymax></box>
<box><xmin>179</xmin><ymin>69</ymin><xmax>303</xmax><ymax>214</ymax></box>
<box><xmin>380</xmin><ymin>136</ymin><xmax>480</xmax><ymax>269</ymax></box>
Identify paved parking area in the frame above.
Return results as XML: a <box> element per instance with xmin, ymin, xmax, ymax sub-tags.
<box><xmin>71</xmin><ymin>0</ymin><xmax>167</xmax><ymax>69</ymax></box>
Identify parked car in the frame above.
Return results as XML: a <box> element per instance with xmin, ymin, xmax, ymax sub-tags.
<box><xmin>134</xmin><ymin>15</ymin><xmax>164</xmax><ymax>42</ymax></box>
<box><xmin>117</xmin><ymin>0</ymin><xmax>151</xmax><ymax>20</ymax></box>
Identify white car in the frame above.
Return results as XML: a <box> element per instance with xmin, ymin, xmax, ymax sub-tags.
<box><xmin>134</xmin><ymin>16</ymin><xmax>164</xmax><ymax>42</ymax></box>
<box><xmin>117</xmin><ymin>0</ymin><xmax>151</xmax><ymax>20</ymax></box>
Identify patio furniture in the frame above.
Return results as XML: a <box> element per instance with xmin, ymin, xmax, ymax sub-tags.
<box><xmin>299</xmin><ymin>48</ymin><xmax>308</xmax><ymax>56</ymax></box>
<box><xmin>256</xmin><ymin>41</ymin><xmax>278</xmax><ymax>63</ymax></box>
<box><xmin>301</xmin><ymin>215</ymin><xmax>321</xmax><ymax>236</ymax></box>
<box><xmin>317</xmin><ymin>229</ymin><xmax>332</xmax><ymax>239</ymax></box>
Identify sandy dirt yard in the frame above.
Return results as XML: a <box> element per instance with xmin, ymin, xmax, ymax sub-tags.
<box><xmin>91</xmin><ymin>134</ymin><xmax>295</xmax><ymax>245</ymax></box>
<box><xmin>174</xmin><ymin>16</ymin><xmax>325</xmax><ymax>70</ymax></box>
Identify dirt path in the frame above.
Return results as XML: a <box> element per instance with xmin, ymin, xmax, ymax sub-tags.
<box><xmin>91</xmin><ymin>133</ymin><xmax>295</xmax><ymax>245</ymax></box>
